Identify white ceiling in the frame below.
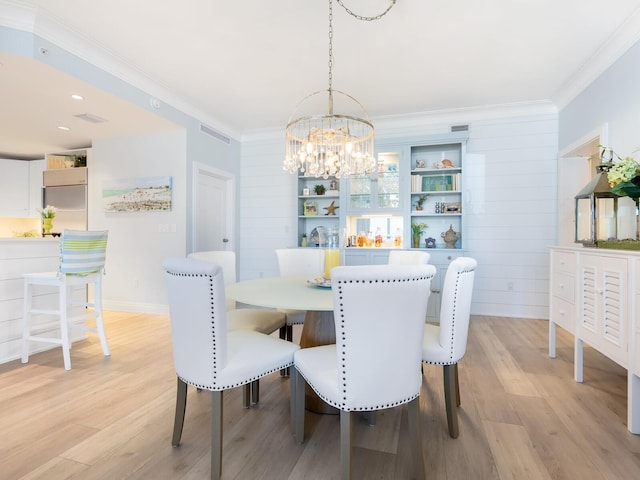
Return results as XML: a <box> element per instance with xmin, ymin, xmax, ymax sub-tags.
<box><xmin>2</xmin><ymin>0</ymin><xmax>640</xmax><ymax>159</ymax></box>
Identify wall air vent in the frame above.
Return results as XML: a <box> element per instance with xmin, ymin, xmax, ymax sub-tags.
<box><xmin>451</xmin><ymin>124</ymin><xmax>469</xmax><ymax>132</ymax></box>
<box><xmin>75</xmin><ymin>113</ymin><xmax>107</xmax><ymax>124</ymax></box>
<box><xmin>200</xmin><ymin>123</ymin><xmax>230</xmax><ymax>144</ymax></box>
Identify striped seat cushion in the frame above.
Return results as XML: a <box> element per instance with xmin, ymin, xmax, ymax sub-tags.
<box><xmin>59</xmin><ymin>230</ymin><xmax>109</xmax><ymax>275</ymax></box>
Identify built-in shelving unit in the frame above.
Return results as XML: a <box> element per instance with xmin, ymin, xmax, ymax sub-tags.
<box><xmin>296</xmin><ymin>176</ymin><xmax>341</xmax><ymax>246</ymax></box>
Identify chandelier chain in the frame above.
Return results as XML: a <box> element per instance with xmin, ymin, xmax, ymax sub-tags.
<box><xmin>335</xmin><ymin>0</ymin><xmax>396</xmax><ymax>21</ymax></box>
<box><xmin>328</xmin><ymin>0</ymin><xmax>333</xmax><ymax>93</ymax></box>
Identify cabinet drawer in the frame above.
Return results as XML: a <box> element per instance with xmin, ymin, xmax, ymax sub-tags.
<box><xmin>552</xmin><ymin>250</ymin><xmax>576</xmax><ymax>274</ymax></box>
<box><xmin>550</xmin><ymin>295</ymin><xmax>575</xmax><ymax>334</ymax></box>
<box><xmin>551</xmin><ymin>272</ymin><xmax>574</xmax><ymax>303</ymax></box>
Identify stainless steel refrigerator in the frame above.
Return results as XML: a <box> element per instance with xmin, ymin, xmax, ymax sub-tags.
<box><xmin>42</xmin><ymin>167</ymin><xmax>88</xmax><ymax>234</ymax></box>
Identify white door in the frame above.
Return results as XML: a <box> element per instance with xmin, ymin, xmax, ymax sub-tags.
<box><xmin>193</xmin><ymin>163</ymin><xmax>235</xmax><ymax>252</ymax></box>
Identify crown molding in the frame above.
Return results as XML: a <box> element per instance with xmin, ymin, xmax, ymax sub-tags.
<box><xmin>241</xmin><ymin>101</ymin><xmax>558</xmax><ymax>143</ymax></box>
<box><xmin>0</xmin><ymin>0</ymin><xmax>35</xmax><ymax>31</ymax></box>
<box><xmin>552</xmin><ymin>6</ymin><xmax>640</xmax><ymax>110</ymax></box>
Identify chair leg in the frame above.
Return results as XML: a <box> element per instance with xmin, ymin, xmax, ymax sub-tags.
<box><xmin>443</xmin><ymin>363</ymin><xmax>459</xmax><ymax>438</ymax></box>
<box><xmin>251</xmin><ymin>380</ymin><xmax>260</xmax><ymax>404</ymax></box>
<box><xmin>93</xmin><ymin>275</ymin><xmax>110</xmax><ymax>356</ymax></box>
<box><xmin>172</xmin><ymin>377</ymin><xmax>188</xmax><ymax>447</ymax></box>
<box><xmin>454</xmin><ymin>362</ymin><xmax>461</xmax><ymax>406</ymax></box>
<box><xmin>280</xmin><ymin>325</ymin><xmax>291</xmax><ymax>377</ymax></box>
<box><xmin>286</xmin><ymin>324</ymin><xmax>293</xmax><ymax>342</ymax></box>
<box><xmin>340</xmin><ymin>410</ymin><xmax>353</xmax><ymax>480</ymax></box>
<box><xmin>60</xmin><ymin>283</ymin><xmax>72</xmax><ymax>370</ymax></box>
<box><xmin>242</xmin><ymin>384</ymin><xmax>250</xmax><ymax>409</ymax></box>
<box><xmin>22</xmin><ymin>280</ymin><xmax>33</xmax><ymax>364</ymax></box>
<box><xmin>291</xmin><ymin>368</ymin><xmax>305</xmax><ymax>444</ymax></box>
<box><xmin>407</xmin><ymin>397</ymin><xmax>426</xmax><ymax>480</ymax></box>
<box><xmin>363</xmin><ymin>411</ymin><xmax>376</xmax><ymax>426</ymax></box>
<box><xmin>211</xmin><ymin>390</ymin><xmax>223</xmax><ymax>480</ymax></box>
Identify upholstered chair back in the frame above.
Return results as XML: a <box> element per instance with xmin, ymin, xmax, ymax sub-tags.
<box><xmin>438</xmin><ymin>257</ymin><xmax>477</xmax><ymax>363</ymax></box>
<box><xmin>188</xmin><ymin>251</ymin><xmax>236</xmax><ymax>284</ymax></box>
<box><xmin>331</xmin><ymin>264</ymin><xmax>436</xmax><ymax>410</ymax></box>
<box><xmin>275</xmin><ymin>248</ymin><xmax>325</xmax><ymax>276</ymax></box>
<box><xmin>188</xmin><ymin>251</ymin><xmax>237</xmax><ymax>310</ymax></box>
<box><xmin>163</xmin><ymin>257</ymin><xmax>228</xmax><ymax>388</ymax></box>
<box><xmin>387</xmin><ymin>250</ymin><xmax>430</xmax><ymax>265</ymax></box>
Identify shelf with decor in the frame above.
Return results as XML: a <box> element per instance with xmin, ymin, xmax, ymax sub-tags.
<box><xmin>297</xmin><ymin>176</ymin><xmax>341</xmax><ymax>247</ymax></box>
<box><xmin>409</xmin><ymin>141</ymin><xmax>465</xmax><ymax>251</ymax></box>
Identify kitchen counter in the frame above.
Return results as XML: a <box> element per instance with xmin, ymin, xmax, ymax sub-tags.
<box><xmin>0</xmin><ymin>237</ymin><xmax>69</xmax><ymax>364</ymax></box>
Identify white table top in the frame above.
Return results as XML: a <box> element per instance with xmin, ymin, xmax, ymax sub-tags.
<box><xmin>225</xmin><ymin>275</ymin><xmax>333</xmax><ymax>312</ymax></box>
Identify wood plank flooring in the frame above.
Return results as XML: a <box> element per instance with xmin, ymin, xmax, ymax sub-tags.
<box><xmin>1</xmin><ymin>311</ymin><xmax>640</xmax><ymax>479</ymax></box>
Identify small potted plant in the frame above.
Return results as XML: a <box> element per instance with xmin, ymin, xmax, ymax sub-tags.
<box><xmin>415</xmin><ymin>195</ymin><xmax>427</xmax><ymax>211</ymax></box>
<box><xmin>39</xmin><ymin>205</ymin><xmax>57</xmax><ymax>234</ymax></box>
<box><xmin>411</xmin><ymin>222</ymin><xmax>428</xmax><ymax>248</ymax></box>
<box><xmin>313</xmin><ymin>184</ymin><xmax>326</xmax><ymax>196</ymax></box>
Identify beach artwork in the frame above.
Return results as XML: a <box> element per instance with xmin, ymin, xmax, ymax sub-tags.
<box><xmin>103</xmin><ymin>176</ymin><xmax>172</xmax><ymax>212</ymax></box>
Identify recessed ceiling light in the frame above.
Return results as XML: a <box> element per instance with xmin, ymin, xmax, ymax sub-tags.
<box><xmin>57</xmin><ymin>126</ymin><xmax>70</xmax><ymax>131</ymax></box>
<box><xmin>71</xmin><ymin>94</ymin><xmax>84</xmax><ymax>100</ymax></box>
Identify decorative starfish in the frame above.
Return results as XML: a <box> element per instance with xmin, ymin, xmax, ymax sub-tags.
<box><xmin>323</xmin><ymin>201</ymin><xmax>339</xmax><ymax>216</ymax></box>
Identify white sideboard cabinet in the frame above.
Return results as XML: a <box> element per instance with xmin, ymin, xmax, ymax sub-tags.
<box><xmin>549</xmin><ymin>246</ymin><xmax>640</xmax><ymax>433</ymax></box>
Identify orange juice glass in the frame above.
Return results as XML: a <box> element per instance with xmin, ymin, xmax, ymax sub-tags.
<box><xmin>324</xmin><ymin>248</ymin><xmax>340</xmax><ymax>279</ymax></box>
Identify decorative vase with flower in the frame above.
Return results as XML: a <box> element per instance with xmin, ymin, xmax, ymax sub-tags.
<box><xmin>40</xmin><ymin>205</ymin><xmax>57</xmax><ymax>235</ymax></box>
<box><xmin>411</xmin><ymin>222</ymin><xmax>428</xmax><ymax>248</ymax></box>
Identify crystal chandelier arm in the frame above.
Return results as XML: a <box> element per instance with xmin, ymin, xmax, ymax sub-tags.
<box><xmin>336</xmin><ymin>0</ymin><xmax>397</xmax><ymax>21</ymax></box>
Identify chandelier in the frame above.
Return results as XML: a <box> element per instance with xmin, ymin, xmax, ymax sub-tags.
<box><xmin>284</xmin><ymin>0</ymin><xmax>396</xmax><ymax>179</ymax></box>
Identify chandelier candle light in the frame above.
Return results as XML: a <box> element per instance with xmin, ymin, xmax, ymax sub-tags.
<box><xmin>283</xmin><ymin>0</ymin><xmax>396</xmax><ymax>179</ymax></box>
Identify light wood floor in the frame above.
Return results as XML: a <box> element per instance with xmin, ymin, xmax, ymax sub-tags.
<box><xmin>2</xmin><ymin>311</ymin><xmax>640</xmax><ymax>480</ymax></box>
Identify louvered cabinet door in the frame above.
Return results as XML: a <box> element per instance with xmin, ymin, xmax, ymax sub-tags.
<box><xmin>578</xmin><ymin>253</ymin><xmax>628</xmax><ymax>369</ymax></box>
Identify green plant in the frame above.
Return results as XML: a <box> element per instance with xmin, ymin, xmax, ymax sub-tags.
<box><xmin>416</xmin><ymin>195</ymin><xmax>427</xmax><ymax>208</ymax></box>
<box><xmin>313</xmin><ymin>184</ymin><xmax>326</xmax><ymax>195</ymax></box>
<box><xmin>411</xmin><ymin>222</ymin><xmax>428</xmax><ymax>236</ymax></box>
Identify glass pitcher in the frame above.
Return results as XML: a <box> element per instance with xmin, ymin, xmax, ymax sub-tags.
<box><xmin>324</xmin><ymin>227</ymin><xmax>340</xmax><ymax>279</ymax></box>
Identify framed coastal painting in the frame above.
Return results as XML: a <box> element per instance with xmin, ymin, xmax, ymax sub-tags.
<box><xmin>103</xmin><ymin>176</ymin><xmax>172</xmax><ymax>212</ymax></box>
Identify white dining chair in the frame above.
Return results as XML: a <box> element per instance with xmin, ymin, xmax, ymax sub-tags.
<box><xmin>22</xmin><ymin>229</ymin><xmax>110</xmax><ymax>371</ymax></box>
<box><xmin>291</xmin><ymin>264</ymin><xmax>436</xmax><ymax>480</ymax></box>
<box><xmin>275</xmin><ymin>248</ymin><xmax>325</xmax><ymax>341</ymax></box>
<box><xmin>388</xmin><ymin>250</ymin><xmax>430</xmax><ymax>265</ymax></box>
<box><xmin>358</xmin><ymin>248</ymin><xmax>432</xmax><ymax>426</ymax></box>
<box><xmin>422</xmin><ymin>256</ymin><xmax>477</xmax><ymax>438</ymax></box>
<box><xmin>163</xmin><ymin>257</ymin><xmax>300</xmax><ymax>480</ymax></box>
<box><xmin>188</xmin><ymin>250</ymin><xmax>287</xmax><ymax>406</ymax></box>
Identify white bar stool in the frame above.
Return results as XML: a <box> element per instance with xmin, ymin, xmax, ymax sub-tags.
<box><xmin>22</xmin><ymin>230</ymin><xmax>110</xmax><ymax>370</ymax></box>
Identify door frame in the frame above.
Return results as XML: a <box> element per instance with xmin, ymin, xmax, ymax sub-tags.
<box><xmin>191</xmin><ymin>162</ymin><xmax>236</xmax><ymax>252</ymax></box>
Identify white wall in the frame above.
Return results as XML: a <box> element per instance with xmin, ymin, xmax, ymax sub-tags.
<box><xmin>90</xmin><ymin>130</ymin><xmax>187</xmax><ymax>314</ymax></box>
<box><xmin>559</xmin><ymin>40</ymin><xmax>640</xmax><ymax>157</ymax></box>
<box><xmin>239</xmin><ymin>105</ymin><xmax>558</xmax><ymax>319</ymax></box>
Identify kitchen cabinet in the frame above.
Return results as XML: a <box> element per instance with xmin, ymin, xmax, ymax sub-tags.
<box><xmin>29</xmin><ymin>160</ymin><xmax>46</xmax><ymax>217</ymax></box>
<box><xmin>0</xmin><ymin>159</ymin><xmax>45</xmax><ymax>218</ymax></box>
<box><xmin>0</xmin><ymin>159</ymin><xmax>29</xmax><ymax>217</ymax></box>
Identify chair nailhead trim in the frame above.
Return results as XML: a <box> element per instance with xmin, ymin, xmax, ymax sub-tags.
<box><xmin>167</xmin><ymin>269</ymin><xmax>296</xmax><ymax>391</ymax></box>
<box><xmin>331</xmin><ymin>272</ymin><xmax>434</xmax><ymax>410</ymax></box>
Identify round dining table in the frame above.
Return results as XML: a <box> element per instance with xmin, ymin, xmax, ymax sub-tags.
<box><xmin>225</xmin><ymin>275</ymin><xmax>337</xmax><ymax>413</ymax></box>
<box><xmin>225</xmin><ymin>275</ymin><xmax>336</xmax><ymax>348</ymax></box>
